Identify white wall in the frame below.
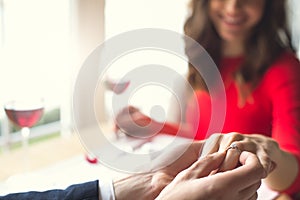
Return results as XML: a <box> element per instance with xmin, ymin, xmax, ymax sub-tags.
<box><xmin>70</xmin><ymin>0</ymin><xmax>105</xmax><ymax>130</ymax></box>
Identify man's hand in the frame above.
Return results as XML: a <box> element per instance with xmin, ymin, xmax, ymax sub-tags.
<box><xmin>156</xmin><ymin>151</ymin><xmax>270</xmax><ymax>200</ymax></box>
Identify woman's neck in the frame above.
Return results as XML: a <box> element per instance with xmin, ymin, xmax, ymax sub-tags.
<box><xmin>222</xmin><ymin>40</ymin><xmax>245</xmax><ymax>58</ymax></box>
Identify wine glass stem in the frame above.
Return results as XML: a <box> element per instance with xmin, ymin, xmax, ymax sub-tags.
<box><xmin>21</xmin><ymin>127</ymin><xmax>30</xmax><ymax>171</ymax></box>
<box><xmin>21</xmin><ymin>127</ymin><xmax>30</xmax><ymax>148</ymax></box>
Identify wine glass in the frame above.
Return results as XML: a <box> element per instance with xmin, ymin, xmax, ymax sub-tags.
<box><xmin>105</xmin><ymin>78</ymin><xmax>130</xmax><ymax>95</ymax></box>
<box><xmin>4</xmin><ymin>99</ymin><xmax>44</xmax><ymax>151</ymax></box>
<box><xmin>104</xmin><ymin>78</ymin><xmax>154</xmax><ymax>153</ymax></box>
<box><xmin>83</xmin><ymin>78</ymin><xmax>131</xmax><ymax>164</ymax></box>
<box><xmin>104</xmin><ymin>77</ymin><xmax>130</xmax><ymax>132</ymax></box>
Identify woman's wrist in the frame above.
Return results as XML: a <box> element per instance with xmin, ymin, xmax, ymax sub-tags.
<box><xmin>159</xmin><ymin>122</ymin><xmax>180</xmax><ymax>135</ymax></box>
<box><xmin>265</xmin><ymin>149</ymin><xmax>299</xmax><ymax>192</ymax></box>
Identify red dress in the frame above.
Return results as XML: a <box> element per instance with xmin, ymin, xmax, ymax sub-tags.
<box><xmin>185</xmin><ymin>51</ymin><xmax>300</xmax><ymax>195</ymax></box>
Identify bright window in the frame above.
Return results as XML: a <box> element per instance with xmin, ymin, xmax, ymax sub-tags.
<box><xmin>104</xmin><ymin>0</ymin><xmax>190</xmax><ymax>121</ymax></box>
<box><xmin>0</xmin><ymin>0</ymin><xmax>70</xmax><ymax>148</ymax></box>
<box><xmin>0</xmin><ymin>0</ymin><xmax>70</xmax><ymax>108</ymax></box>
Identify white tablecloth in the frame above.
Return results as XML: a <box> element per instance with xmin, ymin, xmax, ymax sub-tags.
<box><xmin>0</xmin><ymin>134</ymin><xmax>279</xmax><ymax>199</ymax></box>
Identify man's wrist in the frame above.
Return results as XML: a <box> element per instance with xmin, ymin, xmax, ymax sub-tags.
<box><xmin>114</xmin><ymin>173</ymin><xmax>159</xmax><ymax>200</ymax></box>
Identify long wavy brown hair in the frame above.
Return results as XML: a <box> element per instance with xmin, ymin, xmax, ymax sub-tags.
<box><xmin>184</xmin><ymin>0</ymin><xmax>295</xmax><ymax>96</ymax></box>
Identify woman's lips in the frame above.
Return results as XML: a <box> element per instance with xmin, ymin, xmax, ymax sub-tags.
<box><xmin>222</xmin><ymin>16</ymin><xmax>245</xmax><ymax>28</ymax></box>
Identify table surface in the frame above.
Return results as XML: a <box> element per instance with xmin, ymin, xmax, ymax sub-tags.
<box><xmin>0</xmin><ymin>133</ymin><xmax>85</xmax><ymax>181</ymax></box>
<box><xmin>0</xmin><ymin>130</ymin><xmax>284</xmax><ymax>199</ymax></box>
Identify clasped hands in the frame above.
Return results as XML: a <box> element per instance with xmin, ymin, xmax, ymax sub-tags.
<box><xmin>113</xmin><ymin>107</ymin><xmax>278</xmax><ymax>199</ymax></box>
<box><xmin>155</xmin><ymin>137</ymin><xmax>277</xmax><ymax>200</ymax></box>
<box><xmin>114</xmin><ymin>136</ymin><xmax>276</xmax><ymax>200</ymax></box>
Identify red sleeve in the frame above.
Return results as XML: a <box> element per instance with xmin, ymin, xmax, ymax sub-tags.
<box><xmin>185</xmin><ymin>90</ymin><xmax>212</xmax><ymax>140</ymax></box>
<box><xmin>160</xmin><ymin>122</ymin><xmax>180</xmax><ymax>136</ymax></box>
<box><xmin>160</xmin><ymin>90</ymin><xmax>212</xmax><ymax>139</ymax></box>
<box><xmin>265</xmin><ymin>52</ymin><xmax>300</xmax><ymax>195</ymax></box>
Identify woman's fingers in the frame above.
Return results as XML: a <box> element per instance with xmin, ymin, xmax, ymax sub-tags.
<box><xmin>128</xmin><ymin>105</ymin><xmax>139</xmax><ymax>113</ymax></box>
<box><xmin>200</xmin><ymin>132</ymin><xmax>244</xmax><ymax>156</ymax></box>
<box><xmin>217</xmin><ymin>132</ymin><xmax>245</xmax><ymax>151</ymax></box>
<box><xmin>218</xmin><ymin>147</ymin><xmax>241</xmax><ymax>172</ymax></box>
<box><xmin>114</xmin><ymin>106</ymin><xmax>156</xmax><ymax>137</ymax></box>
<box><xmin>212</xmin><ymin>133</ymin><xmax>277</xmax><ymax>177</ymax></box>
<box><xmin>228</xmin><ymin>141</ymin><xmax>276</xmax><ymax>176</ymax></box>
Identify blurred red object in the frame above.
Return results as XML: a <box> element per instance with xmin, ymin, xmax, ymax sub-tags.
<box><xmin>85</xmin><ymin>154</ymin><xmax>98</xmax><ymax>164</ymax></box>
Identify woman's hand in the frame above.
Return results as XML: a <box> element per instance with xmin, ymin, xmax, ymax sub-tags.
<box><xmin>156</xmin><ymin>151</ymin><xmax>268</xmax><ymax>200</ymax></box>
<box><xmin>204</xmin><ymin>132</ymin><xmax>298</xmax><ymax>191</ymax></box>
<box><xmin>114</xmin><ymin>106</ymin><xmax>163</xmax><ymax>138</ymax></box>
<box><xmin>203</xmin><ymin>133</ymin><xmax>277</xmax><ymax>172</ymax></box>
<box><xmin>114</xmin><ymin>106</ymin><xmax>193</xmax><ymax>138</ymax></box>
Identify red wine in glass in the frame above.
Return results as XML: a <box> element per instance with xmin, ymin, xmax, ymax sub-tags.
<box><xmin>4</xmin><ymin>100</ymin><xmax>44</xmax><ymax>148</ymax></box>
<box><xmin>4</xmin><ymin>107</ymin><xmax>44</xmax><ymax>128</ymax></box>
<box><xmin>3</xmin><ymin>100</ymin><xmax>44</xmax><ymax>171</ymax></box>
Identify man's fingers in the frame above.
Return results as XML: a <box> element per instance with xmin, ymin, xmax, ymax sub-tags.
<box><xmin>215</xmin><ymin>151</ymin><xmax>265</xmax><ymax>191</ymax></box>
<box><xmin>247</xmin><ymin>192</ymin><xmax>258</xmax><ymax>200</ymax></box>
<box><xmin>239</xmin><ymin>181</ymin><xmax>261</xmax><ymax>200</ymax></box>
<box><xmin>234</xmin><ymin>151</ymin><xmax>266</xmax><ymax>188</ymax></box>
<box><xmin>188</xmin><ymin>151</ymin><xmax>226</xmax><ymax>178</ymax></box>
<box><xmin>199</xmin><ymin>133</ymin><xmax>222</xmax><ymax>158</ymax></box>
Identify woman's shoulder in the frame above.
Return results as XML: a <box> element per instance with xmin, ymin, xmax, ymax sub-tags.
<box><xmin>261</xmin><ymin>51</ymin><xmax>300</xmax><ymax>94</ymax></box>
<box><xmin>266</xmin><ymin>51</ymin><xmax>300</xmax><ymax>77</ymax></box>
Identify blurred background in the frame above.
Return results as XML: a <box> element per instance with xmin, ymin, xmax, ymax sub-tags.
<box><xmin>0</xmin><ymin>0</ymin><xmax>194</xmax><ymax>155</ymax></box>
<box><xmin>0</xmin><ymin>0</ymin><xmax>299</xmax><ymax>186</ymax></box>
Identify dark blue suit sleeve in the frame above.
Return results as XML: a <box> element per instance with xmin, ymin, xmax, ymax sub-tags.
<box><xmin>0</xmin><ymin>180</ymin><xmax>99</xmax><ymax>200</ymax></box>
